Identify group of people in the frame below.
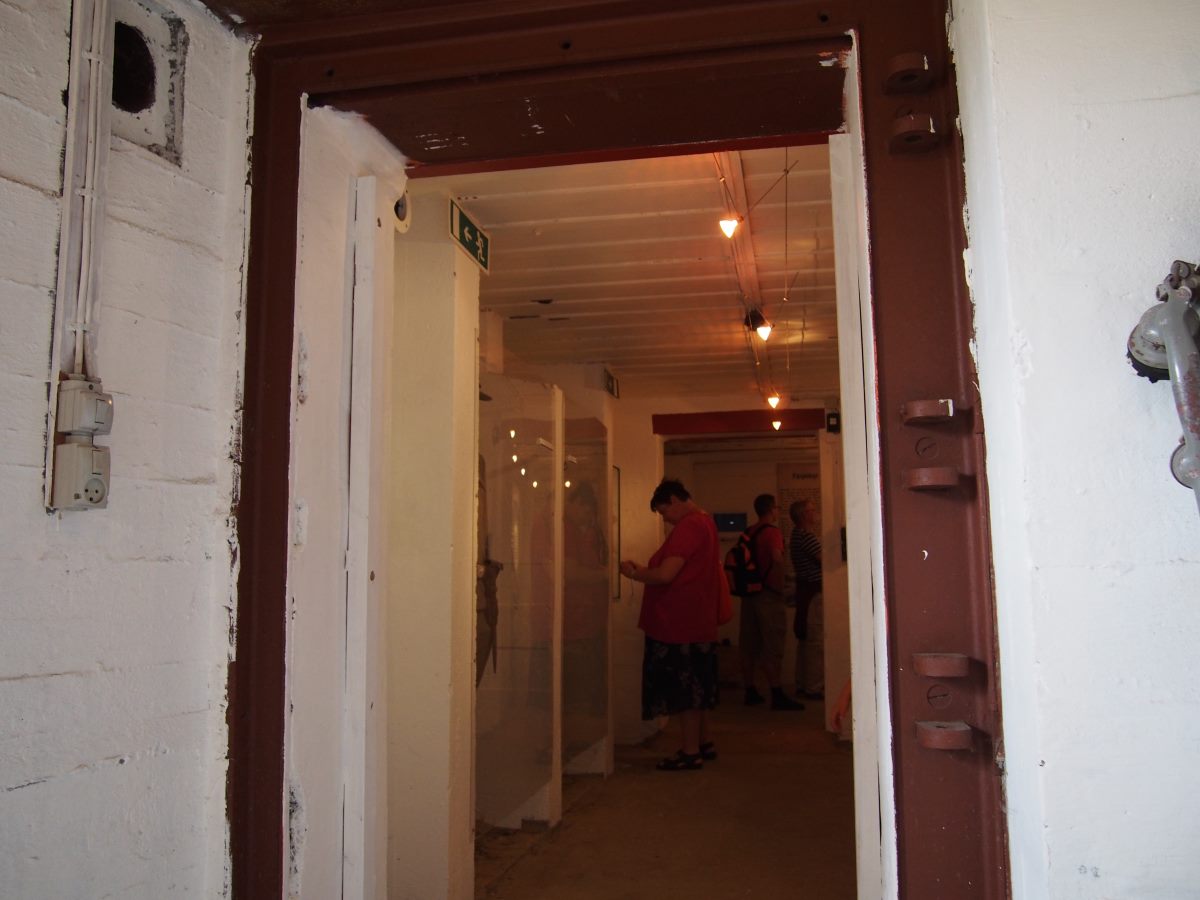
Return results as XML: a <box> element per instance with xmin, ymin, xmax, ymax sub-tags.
<box><xmin>620</xmin><ymin>479</ymin><xmax>823</xmax><ymax>771</ymax></box>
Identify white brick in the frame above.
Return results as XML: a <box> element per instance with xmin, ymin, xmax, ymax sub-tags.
<box><xmin>0</xmin><ymin>178</ymin><xmax>62</xmax><ymax>290</ymax></box>
<box><xmin>96</xmin><ymin>477</ymin><xmax>230</xmax><ymax>564</ymax></box>
<box><xmin>0</xmin><ymin>0</ymin><xmax>70</xmax><ymax>117</ymax></box>
<box><xmin>0</xmin><ymin>704</ymin><xmax>212</xmax><ymax>899</ymax></box>
<box><xmin>180</xmin><ymin>97</ymin><xmax>249</xmax><ymax>195</ymax></box>
<box><xmin>0</xmin><ymin>282</ymin><xmax>54</xmax><ymax>379</ymax></box>
<box><xmin>95</xmin><ymin>306</ymin><xmax>222</xmax><ymax>409</ymax></box>
<box><xmin>176</xmin><ymin>20</ymin><xmax>252</xmax><ymax>190</ymax></box>
<box><xmin>107</xmin><ymin>142</ymin><xmax>228</xmax><ymax>262</ymax></box>
<box><xmin>100</xmin><ymin>217</ymin><xmax>230</xmax><ymax>340</ymax></box>
<box><xmin>182</xmin><ymin>13</ymin><xmax>249</xmax><ymax>117</ymax></box>
<box><xmin>0</xmin><ymin>372</ymin><xmax>50</xmax><ymax>468</ymax></box>
<box><xmin>0</xmin><ymin>94</ymin><xmax>66</xmax><ymax>195</ymax></box>
<box><xmin>0</xmin><ymin>461</ymin><xmax>45</xmax><ymax>524</ymax></box>
<box><xmin>0</xmin><ymin>432</ymin><xmax>235</xmax><ymax>568</ymax></box>
<box><xmin>0</xmin><ymin>558</ymin><xmax>218</xmax><ymax>675</ymax></box>
<box><xmin>110</xmin><ymin>394</ymin><xmax>225</xmax><ymax>483</ymax></box>
<box><xmin>2</xmin><ymin>661</ymin><xmax>208</xmax><ymax>766</ymax></box>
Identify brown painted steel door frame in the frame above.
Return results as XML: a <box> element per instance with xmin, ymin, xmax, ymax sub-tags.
<box><xmin>231</xmin><ymin>2</ymin><xmax>1007</xmax><ymax>897</ymax></box>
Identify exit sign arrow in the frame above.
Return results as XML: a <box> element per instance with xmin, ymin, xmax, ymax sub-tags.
<box><xmin>449</xmin><ymin>200</ymin><xmax>490</xmax><ymax>273</ymax></box>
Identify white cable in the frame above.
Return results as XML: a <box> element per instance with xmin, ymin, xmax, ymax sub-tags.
<box><xmin>70</xmin><ymin>0</ymin><xmax>111</xmax><ymax>376</ymax></box>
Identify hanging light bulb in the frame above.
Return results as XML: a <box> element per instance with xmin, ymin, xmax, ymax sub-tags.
<box><xmin>771</xmin><ymin>420</ymin><xmax>782</xmax><ymax>431</ymax></box>
<box><xmin>744</xmin><ymin>308</ymin><xmax>772</xmax><ymax>341</ymax></box>
<box><xmin>767</xmin><ymin>393</ymin><xmax>780</xmax><ymax>409</ymax></box>
<box><xmin>512</xmin><ymin>454</ymin><xmax>518</xmax><ymax>463</ymax></box>
<box><xmin>509</xmin><ymin>429</ymin><xmax>516</xmax><ymax>439</ymax></box>
<box><xmin>564</xmin><ymin>480</ymin><xmax>571</xmax><ymax>488</ymax></box>
<box><xmin>532</xmin><ymin>480</ymin><xmax>538</xmax><ymax>488</ymax></box>
<box><xmin>719</xmin><ymin>216</ymin><xmax>741</xmax><ymax>238</ymax></box>
<box><xmin>520</xmin><ymin>467</ymin><xmax>526</xmax><ymax>476</ymax></box>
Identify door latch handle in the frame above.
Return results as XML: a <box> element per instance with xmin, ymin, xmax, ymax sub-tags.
<box><xmin>916</xmin><ymin>720</ymin><xmax>973</xmax><ymax>751</ymax></box>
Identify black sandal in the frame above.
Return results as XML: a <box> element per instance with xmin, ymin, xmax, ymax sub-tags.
<box><xmin>656</xmin><ymin>750</ymin><xmax>704</xmax><ymax>771</ymax></box>
<box><xmin>698</xmin><ymin>741</ymin><xmax>717</xmax><ymax>761</ymax></box>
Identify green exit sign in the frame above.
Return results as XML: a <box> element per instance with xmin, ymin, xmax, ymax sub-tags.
<box><xmin>449</xmin><ymin>200</ymin><xmax>490</xmax><ymax>273</ymax></box>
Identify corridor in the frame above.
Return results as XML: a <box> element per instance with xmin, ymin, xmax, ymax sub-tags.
<box><xmin>476</xmin><ymin>694</ymin><xmax>856</xmax><ymax>899</ymax></box>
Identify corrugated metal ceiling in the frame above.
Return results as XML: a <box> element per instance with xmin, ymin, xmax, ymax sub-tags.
<box><xmin>411</xmin><ymin>143</ymin><xmax>840</xmax><ymax>401</ymax></box>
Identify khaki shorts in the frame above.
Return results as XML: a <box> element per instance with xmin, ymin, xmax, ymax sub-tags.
<box><xmin>739</xmin><ymin>589</ymin><xmax>787</xmax><ymax>664</ymax></box>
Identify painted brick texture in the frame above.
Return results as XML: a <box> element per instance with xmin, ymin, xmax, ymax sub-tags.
<box><xmin>0</xmin><ymin>1</ymin><xmax>250</xmax><ymax>897</ymax></box>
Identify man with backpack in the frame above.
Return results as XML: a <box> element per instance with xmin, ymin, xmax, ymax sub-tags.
<box><xmin>726</xmin><ymin>493</ymin><xmax>805</xmax><ymax>710</ymax></box>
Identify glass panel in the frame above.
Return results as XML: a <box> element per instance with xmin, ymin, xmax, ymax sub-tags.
<box><xmin>475</xmin><ymin>373</ymin><xmax>560</xmax><ymax>827</ymax></box>
<box><xmin>562</xmin><ymin>405</ymin><xmax>609</xmax><ymax>767</ymax></box>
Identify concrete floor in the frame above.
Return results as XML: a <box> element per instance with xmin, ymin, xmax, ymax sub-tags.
<box><xmin>476</xmin><ymin>697</ymin><xmax>856</xmax><ymax>899</ymax></box>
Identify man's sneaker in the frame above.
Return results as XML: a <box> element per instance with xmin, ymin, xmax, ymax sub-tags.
<box><xmin>744</xmin><ymin>686</ymin><xmax>765</xmax><ymax>706</ymax></box>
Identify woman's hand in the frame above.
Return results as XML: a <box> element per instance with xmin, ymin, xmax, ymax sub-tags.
<box><xmin>620</xmin><ymin>556</ymin><xmax>685</xmax><ymax>585</ymax></box>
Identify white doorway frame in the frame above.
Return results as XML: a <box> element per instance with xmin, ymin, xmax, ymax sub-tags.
<box><xmin>299</xmin><ymin>38</ymin><xmax>895</xmax><ymax>896</ymax></box>
<box><xmin>286</xmin><ymin>106</ymin><xmax>408</xmax><ymax>900</ymax></box>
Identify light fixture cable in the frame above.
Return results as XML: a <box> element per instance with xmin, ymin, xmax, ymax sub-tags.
<box><xmin>749</xmin><ymin>157</ymin><xmax>803</xmax><ymax>215</ymax></box>
<box><xmin>782</xmin><ymin>148</ymin><xmax>790</xmax><ymax>394</ymax></box>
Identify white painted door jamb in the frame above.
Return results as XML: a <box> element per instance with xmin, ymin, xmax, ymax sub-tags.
<box><xmin>343</xmin><ymin>175</ymin><xmax>396</xmax><ymax>900</ymax></box>
<box><xmin>830</xmin><ymin>37</ymin><xmax>897</xmax><ymax>900</ymax></box>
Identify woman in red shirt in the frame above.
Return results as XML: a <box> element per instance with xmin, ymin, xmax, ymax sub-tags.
<box><xmin>620</xmin><ymin>479</ymin><xmax>722</xmax><ymax>770</ymax></box>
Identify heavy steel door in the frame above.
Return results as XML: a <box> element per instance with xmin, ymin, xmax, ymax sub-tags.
<box><xmin>230</xmin><ymin>2</ymin><xmax>1007</xmax><ymax>896</ymax></box>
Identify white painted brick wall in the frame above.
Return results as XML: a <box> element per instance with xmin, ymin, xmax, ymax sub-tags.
<box><xmin>0</xmin><ymin>1</ymin><xmax>250</xmax><ymax>897</ymax></box>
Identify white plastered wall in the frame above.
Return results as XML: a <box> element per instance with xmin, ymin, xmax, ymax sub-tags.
<box><xmin>0</xmin><ymin>0</ymin><xmax>251</xmax><ymax>896</ymax></box>
<box><xmin>952</xmin><ymin>1</ymin><xmax>1200</xmax><ymax>896</ymax></box>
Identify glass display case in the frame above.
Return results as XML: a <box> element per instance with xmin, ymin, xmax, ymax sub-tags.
<box><xmin>475</xmin><ymin>373</ymin><xmax>561</xmax><ymax>827</ymax></box>
<box><xmin>561</xmin><ymin>404</ymin><xmax>609</xmax><ymax>769</ymax></box>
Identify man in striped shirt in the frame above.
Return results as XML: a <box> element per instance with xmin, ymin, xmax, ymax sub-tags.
<box><xmin>789</xmin><ymin>500</ymin><xmax>824</xmax><ymax>700</ymax></box>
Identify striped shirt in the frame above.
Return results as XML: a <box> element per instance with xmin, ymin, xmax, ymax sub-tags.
<box><xmin>790</xmin><ymin>528</ymin><xmax>822</xmax><ymax>585</ymax></box>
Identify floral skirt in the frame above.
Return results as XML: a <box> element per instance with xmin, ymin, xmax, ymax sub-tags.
<box><xmin>641</xmin><ymin>636</ymin><xmax>719</xmax><ymax>720</ymax></box>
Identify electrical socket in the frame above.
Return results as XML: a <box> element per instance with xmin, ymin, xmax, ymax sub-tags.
<box><xmin>52</xmin><ymin>442</ymin><xmax>110</xmax><ymax>510</ymax></box>
<box><xmin>82</xmin><ymin>476</ymin><xmax>107</xmax><ymax>505</ymax></box>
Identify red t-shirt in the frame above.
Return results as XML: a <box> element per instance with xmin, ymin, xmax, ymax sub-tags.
<box><xmin>637</xmin><ymin>511</ymin><xmax>721</xmax><ymax>643</ymax></box>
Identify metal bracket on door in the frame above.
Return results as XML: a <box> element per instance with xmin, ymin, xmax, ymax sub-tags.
<box><xmin>913</xmin><ymin>652</ymin><xmax>977</xmax><ymax>751</ymax></box>
<box><xmin>915</xmin><ymin>720</ymin><xmax>973</xmax><ymax>751</ymax></box>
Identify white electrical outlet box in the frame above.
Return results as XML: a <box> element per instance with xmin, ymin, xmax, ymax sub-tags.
<box><xmin>56</xmin><ymin>377</ymin><xmax>114</xmax><ymax>435</ymax></box>
<box><xmin>52</xmin><ymin>442</ymin><xmax>110</xmax><ymax>510</ymax></box>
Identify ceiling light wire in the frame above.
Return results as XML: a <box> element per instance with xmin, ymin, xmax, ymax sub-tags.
<box><xmin>712</xmin><ymin>153</ymin><xmax>740</xmax><ymax>218</ymax></box>
<box><xmin>782</xmin><ymin>148</ymin><xmax>789</xmax><ymax>304</ymax></box>
<box><xmin>718</xmin><ymin>153</ymin><xmax>783</xmax><ymax>392</ymax></box>
<box><xmin>746</xmin><ymin>157</ymin><xmax>803</xmax><ymax>214</ymax></box>
<box><xmin>782</xmin><ymin>148</ymin><xmax>790</xmax><ymax>397</ymax></box>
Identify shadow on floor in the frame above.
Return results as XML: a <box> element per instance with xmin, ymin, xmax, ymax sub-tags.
<box><xmin>476</xmin><ymin>697</ymin><xmax>856</xmax><ymax>899</ymax></box>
